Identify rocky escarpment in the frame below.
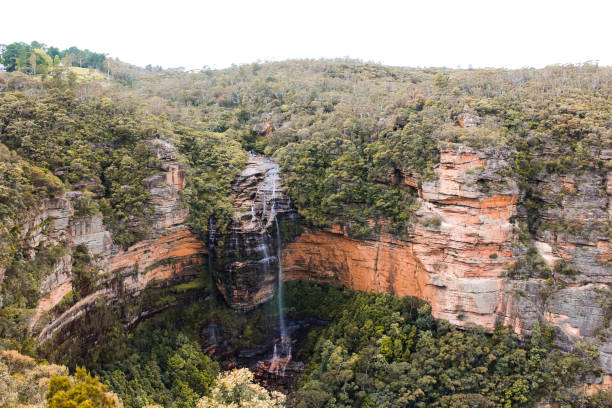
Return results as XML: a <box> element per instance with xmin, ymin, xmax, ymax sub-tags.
<box><xmin>20</xmin><ymin>135</ymin><xmax>611</xmax><ymax>382</ymax></box>
<box><xmin>499</xmin><ymin>166</ymin><xmax>612</xmax><ymax>379</ymax></box>
<box><xmin>215</xmin><ymin>143</ymin><xmax>610</xmax><ymax>381</ymax></box>
<box><xmin>27</xmin><ymin>140</ymin><xmax>207</xmax><ymax>342</ymax></box>
<box><xmin>282</xmin><ymin>144</ymin><xmax>520</xmax><ymax>331</ymax></box>
<box><xmin>214</xmin><ymin>154</ymin><xmax>296</xmax><ymax>309</ymax></box>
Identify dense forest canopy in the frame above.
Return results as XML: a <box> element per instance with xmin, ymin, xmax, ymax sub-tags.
<box><xmin>0</xmin><ymin>42</ymin><xmax>610</xmax><ymax>407</ymax></box>
<box><xmin>88</xmin><ymin>58</ymin><xmax>611</xmax><ymax>238</ymax></box>
<box><xmin>2</xmin><ymin>44</ymin><xmax>610</xmax><ymax>239</ymax></box>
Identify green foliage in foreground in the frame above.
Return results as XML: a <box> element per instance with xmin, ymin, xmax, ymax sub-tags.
<box><xmin>90</xmin><ymin>326</ymin><xmax>218</xmax><ymax>408</ymax></box>
<box><xmin>286</xmin><ymin>282</ymin><xmax>607</xmax><ymax>408</ymax></box>
<box><xmin>197</xmin><ymin>368</ymin><xmax>285</xmax><ymax>408</ymax></box>
<box><xmin>47</xmin><ymin>367</ymin><xmax>122</xmax><ymax>408</ymax></box>
<box><xmin>73</xmin><ymin>281</ymin><xmax>609</xmax><ymax>408</ymax></box>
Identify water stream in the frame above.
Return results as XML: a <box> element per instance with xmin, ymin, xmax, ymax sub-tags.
<box><xmin>269</xmin><ymin>176</ymin><xmax>291</xmax><ymax>375</ymax></box>
<box><xmin>206</xmin><ymin>217</ymin><xmax>218</xmax><ymax>345</ymax></box>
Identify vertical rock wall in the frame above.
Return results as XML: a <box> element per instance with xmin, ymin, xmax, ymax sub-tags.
<box><xmin>30</xmin><ymin>139</ymin><xmax>207</xmax><ymax>342</ymax></box>
<box><xmin>215</xmin><ymin>154</ymin><xmax>295</xmax><ymax>309</ymax></box>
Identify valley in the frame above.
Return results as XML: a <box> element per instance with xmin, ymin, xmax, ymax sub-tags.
<box><xmin>0</xmin><ymin>43</ymin><xmax>610</xmax><ymax>407</ymax></box>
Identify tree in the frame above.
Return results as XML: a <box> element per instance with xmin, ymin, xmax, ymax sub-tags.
<box><xmin>0</xmin><ymin>350</ymin><xmax>68</xmax><ymax>408</ymax></box>
<box><xmin>29</xmin><ymin>52</ymin><xmax>36</xmax><ymax>75</ymax></box>
<box><xmin>1</xmin><ymin>42</ymin><xmax>31</xmax><ymax>71</ymax></box>
<box><xmin>46</xmin><ymin>367</ymin><xmax>122</xmax><ymax>408</ymax></box>
<box><xmin>197</xmin><ymin>369</ymin><xmax>285</xmax><ymax>408</ymax></box>
<box><xmin>32</xmin><ymin>48</ymin><xmax>53</xmax><ymax>75</ymax></box>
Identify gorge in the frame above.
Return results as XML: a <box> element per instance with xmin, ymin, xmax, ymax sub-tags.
<box><xmin>0</xmin><ymin>53</ymin><xmax>610</xmax><ymax>407</ymax></box>
<box><xmin>17</xmin><ymin>138</ymin><xmax>611</xmax><ymax>386</ymax></box>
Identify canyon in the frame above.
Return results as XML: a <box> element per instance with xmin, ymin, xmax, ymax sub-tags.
<box><xmin>12</xmin><ymin>138</ymin><xmax>611</xmax><ymax>384</ymax></box>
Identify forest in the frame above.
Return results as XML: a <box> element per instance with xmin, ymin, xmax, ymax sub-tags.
<box><xmin>0</xmin><ymin>42</ymin><xmax>610</xmax><ymax>407</ymax></box>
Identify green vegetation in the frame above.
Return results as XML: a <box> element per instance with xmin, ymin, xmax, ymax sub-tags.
<box><xmin>197</xmin><ymin>369</ymin><xmax>285</xmax><ymax>408</ymax></box>
<box><xmin>177</xmin><ymin>126</ymin><xmax>248</xmax><ymax>234</ymax></box>
<box><xmin>95</xmin><ymin>330</ymin><xmax>217</xmax><ymax>408</ymax></box>
<box><xmin>47</xmin><ymin>367</ymin><xmax>122</xmax><ymax>408</ymax></box>
<box><xmin>0</xmin><ymin>349</ymin><xmax>122</xmax><ymax>408</ymax></box>
<box><xmin>108</xmin><ymin>59</ymin><xmax>610</xmax><ymax>239</ymax></box>
<box><xmin>52</xmin><ymin>280</ymin><xmax>275</xmax><ymax>408</ymax></box>
<box><xmin>0</xmin><ymin>58</ymin><xmax>250</xmax><ymax>350</ymax></box>
<box><xmin>0</xmin><ymin>75</ymin><xmax>161</xmax><ymax>246</ymax></box>
<box><xmin>286</xmin><ymin>282</ymin><xmax>607</xmax><ymax>408</ymax></box>
<box><xmin>0</xmin><ymin>243</ymin><xmax>68</xmax><ymax>352</ymax></box>
<box><xmin>1</xmin><ymin>44</ymin><xmax>611</xmax><ymax>408</ymax></box>
<box><xmin>0</xmin><ymin>349</ymin><xmax>68</xmax><ymax>407</ymax></box>
<box><xmin>0</xmin><ymin>141</ymin><xmax>63</xmax><ymax>281</ymax></box>
<box><xmin>1</xmin><ymin>41</ymin><xmax>106</xmax><ymax>73</ymax></box>
<box><xmin>55</xmin><ymin>281</ymin><xmax>607</xmax><ymax>408</ymax></box>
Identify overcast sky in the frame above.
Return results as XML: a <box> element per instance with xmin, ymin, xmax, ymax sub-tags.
<box><xmin>2</xmin><ymin>0</ymin><xmax>611</xmax><ymax>70</ymax></box>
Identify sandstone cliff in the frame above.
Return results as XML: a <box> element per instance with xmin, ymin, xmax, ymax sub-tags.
<box><xmin>27</xmin><ymin>139</ymin><xmax>207</xmax><ymax>342</ymax></box>
<box><xmin>21</xmin><ymin>138</ymin><xmax>611</xmax><ymax>382</ymax></box>
<box><xmin>276</xmin><ymin>144</ymin><xmax>610</xmax><ymax>379</ymax></box>
<box><xmin>281</xmin><ymin>144</ymin><xmax>520</xmax><ymax>329</ymax></box>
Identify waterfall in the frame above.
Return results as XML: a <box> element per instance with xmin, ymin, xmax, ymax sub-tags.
<box><xmin>261</xmin><ymin>192</ymin><xmax>267</xmax><ymax>223</ymax></box>
<box><xmin>275</xmin><ymin>217</ymin><xmax>288</xmax><ymax>344</ymax></box>
<box><xmin>250</xmin><ymin>205</ymin><xmax>256</xmax><ymax>226</ymax></box>
<box><xmin>270</xmin><ymin>210</ymin><xmax>291</xmax><ymax>375</ymax></box>
<box><xmin>206</xmin><ymin>217</ymin><xmax>218</xmax><ymax>345</ymax></box>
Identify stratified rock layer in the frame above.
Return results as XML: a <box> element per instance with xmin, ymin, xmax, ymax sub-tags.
<box><xmin>31</xmin><ymin>139</ymin><xmax>207</xmax><ymax>342</ymax></box>
<box><xmin>22</xmin><ymin>139</ymin><xmax>611</xmax><ymax>380</ymax></box>
<box><xmin>279</xmin><ymin>144</ymin><xmax>611</xmax><ymax>377</ymax></box>
<box><xmin>215</xmin><ymin>154</ymin><xmax>295</xmax><ymax>309</ymax></box>
<box><xmin>283</xmin><ymin>145</ymin><xmax>519</xmax><ymax>329</ymax></box>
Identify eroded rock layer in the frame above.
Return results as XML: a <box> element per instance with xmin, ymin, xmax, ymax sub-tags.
<box><xmin>215</xmin><ymin>154</ymin><xmax>295</xmax><ymax>309</ymax></box>
<box><xmin>281</xmin><ymin>145</ymin><xmax>519</xmax><ymax>328</ymax></box>
<box><xmin>29</xmin><ymin>140</ymin><xmax>207</xmax><ymax>342</ymax></box>
<box><xmin>278</xmin><ymin>144</ymin><xmax>611</xmax><ymax>377</ymax></box>
<box><xmin>21</xmin><ymin>139</ymin><xmax>611</xmax><ymax>380</ymax></box>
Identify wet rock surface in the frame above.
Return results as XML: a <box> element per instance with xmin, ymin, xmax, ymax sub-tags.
<box><xmin>215</xmin><ymin>154</ymin><xmax>296</xmax><ymax>309</ymax></box>
<box><xmin>203</xmin><ymin>316</ymin><xmax>325</xmax><ymax>400</ymax></box>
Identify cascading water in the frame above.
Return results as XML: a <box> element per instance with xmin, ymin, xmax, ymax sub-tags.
<box><xmin>271</xmin><ymin>216</ymin><xmax>291</xmax><ymax>375</ymax></box>
<box><xmin>206</xmin><ymin>217</ymin><xmax>218</xmax><ymax>345</ymax></box>
<box><xmin>226</xmin><ymin>153</ymin><xmax>295</xmax><ymax>374</ymax></box>
<box><xmin>269</xmin><ymin>177</ymin><xmax>291</xmax><ymax>375</ymax></box>
<box><xmin>250</xmin><ymin>205</ymin><xmax>256</xmax><ymax>226</ymax></box>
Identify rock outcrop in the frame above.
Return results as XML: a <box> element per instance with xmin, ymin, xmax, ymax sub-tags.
<box><xmin>30</xmin><ymin>139</ymin><xmax>207</xmax><ymax>342</ymax></box>
<box><xmin>282</xmin><ymin>144</ymin><xmax>519</xmax><ymax>330</ymax></box>
<box><xmin>278</xmin><ymin>144</ymin><xmax>610</xmax><ymax>378</ymax></box>
<box><xmin>215</xmin><ymin>154</ymin><xmax>295</xmax><ymax>309</ymax></box>
<box><xmin>22</xmin><ymin>138</ymin><xmax>611</xmax><ymax>380</ymax></box>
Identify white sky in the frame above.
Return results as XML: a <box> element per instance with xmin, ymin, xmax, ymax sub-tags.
<box><xmin>2</xmin><ymin>0</ymin><xmax>611</xmax><ymax>70</ymax></box>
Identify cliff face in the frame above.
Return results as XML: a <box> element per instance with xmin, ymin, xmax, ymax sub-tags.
<box><xmin>28</xmin><ymin>140</ymin><xmax>207</xmax><ymax>342</ymax></box>
<box><xmin>214</xmin><ymin>154</ymin><xmax>295</xmax><ymax>309</ymax></box>
<box><xmin>279</xmin><ymin>144</ymin><xmax>611</xmax><ymax>378</ymax></box>
<box><xmin>22</xmin><ymin>138</ymin><xmax>610</xmax><ymax>379</ymax></box>
<box><xmin>283</xmin><ymin>145</ymin><xmax>519</xmax><ymax>330</ymax></box>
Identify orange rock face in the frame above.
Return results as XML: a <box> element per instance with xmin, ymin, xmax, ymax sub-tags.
<box><xmin>283</xmin><ymin>144</ymin><xmax>519</xmax><ymax>330</ymax></box>
<box><xmin>283</xmin><ymin>231</ymin><xmax>430</xmax><ymax>301</ymax></box>
<box><xmin>33</xmin><ymin>140</ymin><xmax>208</xmax><ymax>341</ymax></box>
<box><xmin>281</xmin><ymin>144</ymin><xmax>610</xmax><ymax>376</ymax></box>
<box><xmin>111</xmin><ymin>229</ymin><xmax>207</xmax><ymax>294</ymax></box>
